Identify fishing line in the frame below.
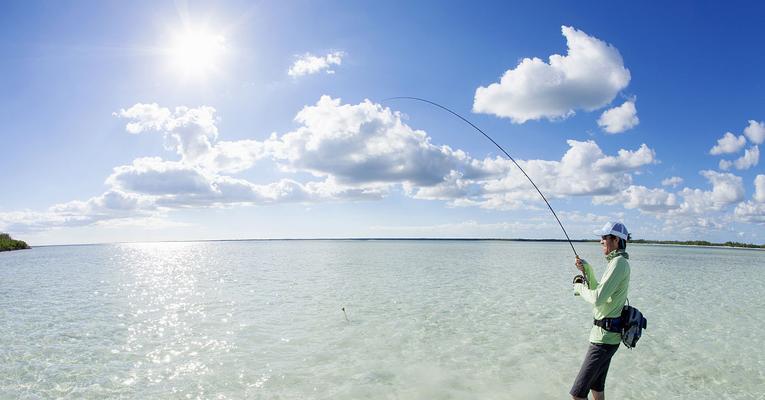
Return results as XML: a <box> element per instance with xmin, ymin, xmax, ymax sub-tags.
<box><xmin>383</xmin><ymin>96</ymin><xmax>579</xmax><ymax>258</ymax></box>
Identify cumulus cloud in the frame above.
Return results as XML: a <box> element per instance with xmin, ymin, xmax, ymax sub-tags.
<box><xmin>665</xmin><ymin>170</ymin><xmax>744</xmax><ymax>217</ymax></box>
<box><xmin>595</xmin><ymin>185</ymin><xmax>679</xmax><ymax>212</ymax></box>
<box><xmin>116</xmin><ymin>104</ymin><xmax>266</xmax><ymax>174</ymax></box>
<box><xmin>733</xmin><ymin>146</ymin><xmax>759</xmax><ymax>170</ymax></box>
<box><xmin>597</xmin><ymin>99</ymin><xmax>639</xmax><ymax>134</ymax></box>
<box><xmin>732</xmin><ymin>175</ymin><xmax>765</xmax><ymax>223</ymax></box>
<box><xmin>409</xmin><ymin>171</ymin><xmax>474</xmax><ymax>201</ymax></box>
<box><xmin>5</xmin><ymin>96</ymin><xmax>661</xmax><ymax>233</ymax></box>
<box><xmin>369</xmin><ymin>219</ymin><xmax>561</xmax><ymax>238</ymax></box>
<box><xmin>288</xmin><ymin>51</ymin><xmax>344</xmax><ymax>77</ymax></box>
<box><xmin>594</xmin><ymin>170</ymin><xmax>744</xmax><ymax>234</ymax></box>
<box><xmin>266</xmin><ymin>96</ymin><xmax>484</xmax><ymax>186</ymax></box>
<box><xmin>720</xmin><ymin>146</ymin><xmax>759</xmax><ymax>171</ymax></box>
<box><xmin>653</xmin><ymin>170</ymin><xmax>743</xmax><ymax>232</ymax></box>
<box><xmin>106</xmin><ymin>157</ymin><xmax>214</xmax><ymax>196</ymax></box>
<box><xmin>733</xmin><ymin>174</ymin><xmax>765</xmax><ymax>223</ymax></box>
<box><xmin>699</xmin><ymin>170</ymin><xmax>745</xmax><ymax>205</ymax></box>
<box><xmin>113</xmin><ymin>96</ymin><xmax>485</xmax><ymax>203</ymax></box>
<box><xmin>755</xmin><ymin>175</ymin><xmax>765</xmax><ymax>203</ymax></box>
<box><xmin>733</xmin><ymin>201</ymin><xmax>765</xmax><ymax>224</ymax></box>
<box><xmin>0</xmin><ymin>190</ymin><xmax>154</xmax><ymax>233</ymax></box>
<box><xmin>558</xmin><ymin>211</ymin><xmax>621</xmax><ymax>224</ymax></box>
<box><xmin>709</xmin><ymin>132</ymin><xmax>746</xmax><ymax>155</ymax></box>
<box><xmin>116</xmin><ymin>104</ymin><xmax>220</xmax><ymax>164</ymax></box>
<box><xmin>743</xmin><ymin>120</ymin><xmax>765</xmax><ymax>144</ymax></box>
<box><xmin>473</xmin><ymin>26</ymin><xmax>630</xmax><ymax>123</ymax></box>
<box><xmin>661</xmin><ymin>176</ymin><xmax>683</xmax><ymax>188</ymax></box>
<box><xmin>105</xmin><ymin>158</ymin><xmax>387</xmax><ymax>208</ymax></box>
<box><xmin>461</xmin><ymin>140</ymin><xmax>656</xmax><ymax>210</ymax></box>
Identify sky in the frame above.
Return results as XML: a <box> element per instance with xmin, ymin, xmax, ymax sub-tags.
<box><xmin>1</xmin><ymin>1</ymin><xmax>764</xmax><ymax>246</ymax></box>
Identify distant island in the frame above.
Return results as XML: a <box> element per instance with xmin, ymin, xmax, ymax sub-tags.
<box><xmin>628</xmin><ymin>239</ymin><xmax>765</xmax><ymax>249</ymax></box>
<box><xmin>0</xmin><ymin>233</ymin><xmax>30</xmax><ymax>252</ymax></box>
<box><xmin>483</xmin><ymin>238</ymin><xmax>765</xmax><ymax>249</ymax></box>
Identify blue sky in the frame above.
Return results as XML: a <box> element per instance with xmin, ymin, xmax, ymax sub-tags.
<box><xmin>1</xmin><ymin>1</ymin><xmax>763</xmax><ymax>245</ymax></box>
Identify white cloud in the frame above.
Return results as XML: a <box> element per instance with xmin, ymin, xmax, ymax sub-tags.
<box><xmin>593</xmin><ymin>143</ymin><xmax>656</xmax><ymax>172</ymax></box>
<box><xmin>462</xmin><ymin>140</ymin><xmax>656</xmax><ymax>210</ymax></box>
<box><xmin>733</xmin><ymin>146</ymin><xmax>759</xmax><ymax>170</ymax></box>
<box><xmin>105</xmin><ymin>158</ymin><xmax>385</xmax><ymax>208</ymax></box>
<box><xmin>594</xmin><ymin>170</ymin><xmax>744</xmax><ymax>233</ymax></box>
<box><xmin>558</xmin><ymin>211</ymin><xmax>621</xmax><ymax>224</ymax></box>
<box><xmin>709</xmin><ymin>132</ymin><xmax>746</xmax><ymax>155</ymax></box>
<box><xmin>369</xmin><ymin>219</ymin><xmax>559</xmax><ymax>238</ymax></box>
<box><xmin>409</xmin><ymin>171</ymin><xmax>473</xmax><ymax>201</ymax></box>
<box><xmin>754</xmin><ymin>175</ymin><xmax>765</xmax><ymax>203</ymax></box>
<box><xmin>597</xmin><ymin>99</ymin><xmax>639</xmax><ymax>134</ymax></box>
<box><xmin>116</xmin><ymin>104</ymin><xmax>266</xmax><ymax>174</ymax></box>
<box><xmin>112</xmin><ymin>96</ymin><xmax>483</xmax><ymax>204</ymax></box>
<box><xmin>0</xmin><ymin>190</ymin><xmax>155</xmax><ymax>233</ymax></box>
<box><xmin>288</xmin><ymin>51</ymin><xmax>344</xmax><ymax>77</ymax></box>
<box><xmin>642</xmin><ymin>171</ymin><xmax>744</xmax><ymax>232</ymax></box>
<box><xmin>473</xmin><ymin>26</ymin><xmax>630</xmax><ymax>123</ymax></box>
<box><xmin>595</xmin><ymin>185</ymin><xmax>679</xmax><ymax>212</ymax></box>
<box><xmin>116</xmin><ymin>104</ymin><xmax>220</xmax><ymax>164</ymax></box>
<box><xmin>743</xmin><ymin>120</ymin><xmax>765</xmax><ymax>144</ymax></box>
<box><xmin>699</xmin><ymin>170</ymin><xmax>745</xmax><ymax>205</ymax></box>
<box><xmin>661</xmin><ymin>176</ymin><xmax>683</xmax><ymax>188</ymax></box>
<box><xmin>732</xmin><ymin>174</ymin><xmax>765</xmax><ymax>223</ymax></box>
<box><xmin>734</xmin><ymin>201</ymin><xmax>765</xmax><ymax>224</ymax></box>
<box><xmin>266</xmin><ymin>96</ymin><xmax>481</xmax><ymax>186</ymax></box>
<box><xmin>1</xmin><ymin>97</ymin><xmax>659</xmax><ymax>232</ymax></box>
<box><xmin>106</xmin><ymin>157</ymin><xmax>214</xmax><ymax>196</ymax></box>
<box><xmin>669</xmin><ymin>171</ymin><xmax>744</xmax><ymax>216</ymax></box>
<box><xmin>113</xmin><ymin>103</ymin><xmax>172</xmax><ymax>134</ymax></box>
<box><xmin>111</xmin><ymin>98</ymin><xmax>657</xmax><ymax>213</ymax></box>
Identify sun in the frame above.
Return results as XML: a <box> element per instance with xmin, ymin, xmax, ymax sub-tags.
<box><xmin>166</xmin><ymin>27</ymin><xmax>226</xmax><ymax>79</ymax></box>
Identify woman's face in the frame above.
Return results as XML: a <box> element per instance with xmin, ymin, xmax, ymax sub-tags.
<box><xmin>600</xmin><ymin>235</ymin><xmax>619</xmax><ymax>254</ymax></box>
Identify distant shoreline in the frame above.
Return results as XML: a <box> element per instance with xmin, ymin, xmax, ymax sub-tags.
<box><xmin>0</xmin><ymin>233</ymin><xmax>30</xmax><ymax>252</ymax></box>
<box><xmin>26</xmin><ymin>237</ymin><xmax>765</xmax><ymax>250</ymax></box>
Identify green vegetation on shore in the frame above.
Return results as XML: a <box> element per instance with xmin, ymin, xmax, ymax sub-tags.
<box><xmin>492</xmin><ymin>238</ymin><xmax>764</xmax><ymax>249</ymax></box>
<box><xmin>629</xmin><ymin>239</ymin><xmax>765</xmax><ymax>249</ymax></box>
<box><xmin>0</xmin><ymin>233</ymin><xmax>30</xmax><ymax>252</ymax></box>
<box><xmin>499</xmin><ymin>238</ymin><xmax>764</xmax><ymax>249</ymax></box>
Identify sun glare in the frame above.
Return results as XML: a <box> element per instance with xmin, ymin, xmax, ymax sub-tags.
<box><xmin>167</xmin><ymin>28</ymin><xmax>226</xmax><ymax>79</ymax></box>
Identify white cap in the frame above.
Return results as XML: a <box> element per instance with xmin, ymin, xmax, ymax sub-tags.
<box><xmin>595</xmin><ymin>221</ymin><xmax>629</xmax><ymax>240</ymax></box>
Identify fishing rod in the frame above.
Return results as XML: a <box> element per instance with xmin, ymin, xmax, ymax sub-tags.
<box><xmin>383</xmin><ymin>96</ymin><xmax>579</xmax><ymax>259</ymax></box>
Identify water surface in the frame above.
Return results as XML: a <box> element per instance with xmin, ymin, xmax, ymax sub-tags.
<box><xmin>1</xmin><ymin>241</ymin><xmax>763</xmax><ymax>399</ymax></box>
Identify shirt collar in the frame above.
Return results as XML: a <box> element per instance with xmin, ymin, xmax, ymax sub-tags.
<box><xmin>606</xmin><ymin>249</ymin><xmax>629</xmax><ymax>261</ymax></box>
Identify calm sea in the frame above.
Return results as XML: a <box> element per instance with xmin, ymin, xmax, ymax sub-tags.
<box><xmin>1</xmin><ymin>240</ymin><xmax>763</xmax><ymax>399</ymax></box>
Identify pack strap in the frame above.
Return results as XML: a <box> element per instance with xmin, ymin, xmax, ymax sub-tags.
<box><xmin>593</xmin><ymin>317</ymin><xmax>623</xmax><ymax>333</ymax></box>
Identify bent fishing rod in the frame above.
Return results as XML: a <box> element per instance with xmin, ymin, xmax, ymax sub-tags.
<box><xmin>383</xmin><ymin>96</ymin><xmax>579</xmax><ymax>259</ymax></box>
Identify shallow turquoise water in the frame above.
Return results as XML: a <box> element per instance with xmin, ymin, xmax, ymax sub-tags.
<box><xmin>1</xmin><ymin>241</ymin><xmax>763</xmax><ymax>399</ymax></box>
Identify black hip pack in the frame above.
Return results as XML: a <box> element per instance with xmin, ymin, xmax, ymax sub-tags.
<box><xmin>593</xmin><ymin>301</ymin><xmax>647</xmax><ymax>349</ymax></box>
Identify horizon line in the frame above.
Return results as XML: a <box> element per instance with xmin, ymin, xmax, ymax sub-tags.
<box><xmin>23</xmin><ymin>237</ymin><xmax>765</xmax><ymax>249</ymax></box>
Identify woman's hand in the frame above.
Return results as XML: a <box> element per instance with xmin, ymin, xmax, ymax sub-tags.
<box><xmin>575</xmin><ymin>256</ymin><xmax>585</xmax><ymax>273</ymax></box>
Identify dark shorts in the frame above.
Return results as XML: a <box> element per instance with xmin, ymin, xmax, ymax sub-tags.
<box><xmin>570</xmin><ymin>343</ymin><xmax>619</xmax><ymax>398</ymax></box>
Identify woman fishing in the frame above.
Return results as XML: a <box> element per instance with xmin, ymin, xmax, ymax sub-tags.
<box><xmin>570</xmin><ymin>222</ymin><xmax>631</xmax><ymax>400</ymax></box>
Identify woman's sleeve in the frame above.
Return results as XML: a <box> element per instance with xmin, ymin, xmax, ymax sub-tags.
<box><xmin>574</xmin><ymin>261</ymin><xmax>626</xmax><ymax>306</ymax></box>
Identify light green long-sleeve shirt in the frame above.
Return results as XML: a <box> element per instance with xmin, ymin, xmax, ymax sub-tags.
<box><xmin>573</xmin><ymin>249</ymin><xmax>630</xmax><ymax>344</ymax></box>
